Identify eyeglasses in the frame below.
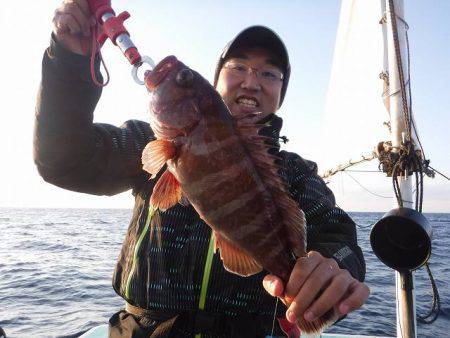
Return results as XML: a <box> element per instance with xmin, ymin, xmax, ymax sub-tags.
<box><xmin>222</xmin><ymin>61</ymin><xmax>284</xmax><ymax>84</ymax></box>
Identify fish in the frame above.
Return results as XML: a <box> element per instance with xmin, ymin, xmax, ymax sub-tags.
<box><xmin>141</xmin><ymin>55</ymin><xmax>337</xmax><ymax>335</ymax></box>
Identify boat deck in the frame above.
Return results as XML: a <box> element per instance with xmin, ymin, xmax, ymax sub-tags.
<box><xmin>80</xmin><ymin>324</ymin><xmax>392</xmax><ymax>338</ymax></box>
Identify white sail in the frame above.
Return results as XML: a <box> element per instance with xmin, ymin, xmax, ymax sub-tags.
<box><xmin>318</xmin><ymin>0</ymin><xmax>393</xmax><ymax>211</ymax></box>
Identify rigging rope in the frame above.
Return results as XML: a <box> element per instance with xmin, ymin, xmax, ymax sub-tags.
<box><xmin>388</xmin><ymin>140</ymin><xmax>441</xmax><ymax>323</ymax></box>
<box><xmin>343</xmin><ymin>171</ymin><xmax>393</xmax><ymax>199</ymax></box>
<box><xmin>417</xmin><ymin>262</ymin><xmax>441</xmax><ymax>324</ymax></box>
<box><xmin>321</xmin><ymin>153</ymin><xmax>377</xmax><ymax>179</ymax></box>
<box><xmin>427</xmin><ymin>164</ymin><xmax>450</xmax><ymax>181</ymax></box>
<box><xmin>404</xmin><ymin>17</ymin><xmax>426</xmax><ymax>159</ymax></box>
<box><xmin>344</xmin><ymin>170</ymin><xmax>382</xmax><ymax>173</ymax></box>
<box><xmin>387</xmin><ymin>0</ymin><xmax>412</xmax><ymax>141</ymax></box>
<box><xmin>387</xmin><ymin>0</ymin><xmax>441</xmax><ymax>324</ymax></box>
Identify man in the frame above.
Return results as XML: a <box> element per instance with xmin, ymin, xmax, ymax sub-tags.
<box><xmin>34</xmin><ymin>1</ymin><xmax>369</xmax><ymax>337</ymax></box>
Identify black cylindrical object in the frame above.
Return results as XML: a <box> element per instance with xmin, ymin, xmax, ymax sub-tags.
<box><xmin>370</xmin><ymin>207</ymin><xmax>432</xmax><ymax>271</ymax></box>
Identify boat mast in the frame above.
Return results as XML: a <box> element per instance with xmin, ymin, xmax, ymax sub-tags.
<box><xmin>385</xmin><ymin>0</ymin><xmax>417</xmax><ymax>336</ymax></box>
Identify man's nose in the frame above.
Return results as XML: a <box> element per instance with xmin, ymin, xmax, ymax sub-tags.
<box><xmin>241</xmin><ymin>71</ymin><xmax>261</xmax><ymax>91</ymax></box>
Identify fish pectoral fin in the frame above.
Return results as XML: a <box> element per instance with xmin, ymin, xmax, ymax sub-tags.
<box><xmin>213</xmin><ymin>231</ymin><xmax>262</xmax><ymax>277</ymax></box>
<box><xmin>142</xmin><ymin>139</ymin><xmax>176</xmax><ymax>178</ymax></box>
<box><xmin>150</xmin><ymin>169</ymin><xmax>182</xmax><ymax>211</ymax></box>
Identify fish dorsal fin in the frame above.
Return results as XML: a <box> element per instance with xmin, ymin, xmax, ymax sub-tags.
<box><xmin>150</xmin><ymin>169</ymin><xmax>182</xmax><ymax>211</ymax></box>
<box><xmin>235</xmin><ymin>114</ymin><xmax>307</xmax><ymax>258</ymax></box>
<box><xmin>142</xmin><ymin>139</ymin><xmax>176</xmax><ymax>178</ymax></box>
<box><xmin>213</xmin><ymin>231</ymin><xmax>262</xmax><ymax>277</ymax></box>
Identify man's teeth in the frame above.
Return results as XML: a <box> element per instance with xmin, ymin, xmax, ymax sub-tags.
<box><xmin>237</xmin><ymin>98</ymin><xmax>258</xmax><ymax>107</ymax></box>
<box><xmin>238</xmin><ymin>98</ymin><xmax>257</xmax><ymax>106</ymax></box>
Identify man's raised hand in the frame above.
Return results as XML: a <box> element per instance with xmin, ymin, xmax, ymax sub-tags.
<box><xmin>52</xmin><ymin>0</ymin><xmax>96</xmax><ymax>55</ymax></box>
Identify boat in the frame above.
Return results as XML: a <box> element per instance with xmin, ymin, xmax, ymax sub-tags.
<box><xmin>79</xmin><ymin>324</ymin><xmax>392</xmax><ymax>338</ymax></box>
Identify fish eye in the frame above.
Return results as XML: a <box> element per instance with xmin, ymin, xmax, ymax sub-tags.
<box><xmin>176</xmin><ymin>68</ymin><xmax>194</xmax><ymax>87</ymax></box>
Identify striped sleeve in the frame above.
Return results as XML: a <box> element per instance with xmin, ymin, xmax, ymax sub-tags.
<box><xmin>283</xmin><ymin>152</ymin><xmax>366</xmax><ymax>281</ymax></box>
<box><xmin>34</xmin><ymin>35</ymin><xmax>155</xmax><ymax>196</ymax></box>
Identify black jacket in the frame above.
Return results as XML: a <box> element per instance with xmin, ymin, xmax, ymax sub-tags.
<box><xmin>34</xmin><ymin>36</ymin><xmax>365</xmax><ymax>331</ymax></box>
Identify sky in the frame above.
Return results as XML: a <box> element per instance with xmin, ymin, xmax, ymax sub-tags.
<box><xmin>0</xmin><ymin>1</ymin><xmax>448</xmax><ymax>212</ymax></box>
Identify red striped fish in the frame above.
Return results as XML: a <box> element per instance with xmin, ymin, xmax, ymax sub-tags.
<box><xmin>141</xmin><ymin>55</ymin><xmax>336</xmax><ymax>335</ymax></box>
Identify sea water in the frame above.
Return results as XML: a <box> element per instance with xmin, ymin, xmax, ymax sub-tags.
<box><xmin>0</xmin><ymin>209</ymin><xmax>448</xmax><ymax>337</ymax></box>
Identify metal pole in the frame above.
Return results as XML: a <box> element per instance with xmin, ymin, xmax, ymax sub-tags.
<box><xmin>395</xmin><ymin>270</ymin><xmax>416</xmax><ymax>337</ymax></box>
<box><xmin>385</xmin><ymin>0</ymin><xmax>417</xmax><ymax>337</ymax></box>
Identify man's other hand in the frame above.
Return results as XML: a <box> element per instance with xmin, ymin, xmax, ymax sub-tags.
<box><xmin>52</xmin><ymin>0</ymin><xmax>96</xmax><ymax>55</ymax></box>
<box><xmin>262</xmin><ymin>251</ymin><xmax>370</xmax><ymax>324</ymax></box>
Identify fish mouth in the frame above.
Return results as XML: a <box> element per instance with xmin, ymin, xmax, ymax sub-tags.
<box><xmin>145</xmin><ymin>55</ymin><xmax>178</xmax><ymax>90</ymax></box>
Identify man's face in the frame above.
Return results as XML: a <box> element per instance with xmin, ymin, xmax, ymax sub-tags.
<box><xmin>215</xmin><ymin>47</ymin><xmax>283</xmax><ymax>117</ymax></box>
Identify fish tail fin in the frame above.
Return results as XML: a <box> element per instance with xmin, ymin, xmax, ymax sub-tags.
<box><xmin>281</xmin><ymin>296</ymin><xmax>337</xmax><ymax>336</ymax></box>
<box><xmin>278</xmin><ymin>313</ymin><xmax>336</xmax><ymax>338</ymax></box>
<box><xmin>277</xmin><ymin>317</ymin><xmax>301</xmax><ymax>338</ymax></box>
<box><xmin>296</xmin><ymin>308</ymin><xmax>337</xmax><ymax>336</ymax></box>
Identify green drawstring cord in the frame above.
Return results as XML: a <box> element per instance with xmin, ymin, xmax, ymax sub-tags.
<box><xmin>125</xmin><ymin>206</ymin><xmax>156</xmax><ymax>299</ymax></box>
<box><xmin>125</xmin><ymin>207</ymin><xmax>215</xmax><ymax>338</ymax></box>
<box><xmin>195</xmin><ymin>232</ymin><xmax>215</xmax><ymax>338</ymax></box>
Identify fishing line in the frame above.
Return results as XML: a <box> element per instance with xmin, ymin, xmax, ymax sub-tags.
<box><xmin>270</xmin><ymin>297</ymin><xmax>280</xmax><ymax>337</ymax></box>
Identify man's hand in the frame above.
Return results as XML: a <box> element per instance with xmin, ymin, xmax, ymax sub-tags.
<box><xmin>52</xmin><ymin>0</ymin><xmax>96</xmax><ymax>55</ymax></box>
<box><xmin>263</xmin><ymin>251</ymin><xmax>369</xmax><ymax>324</ymax></box>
